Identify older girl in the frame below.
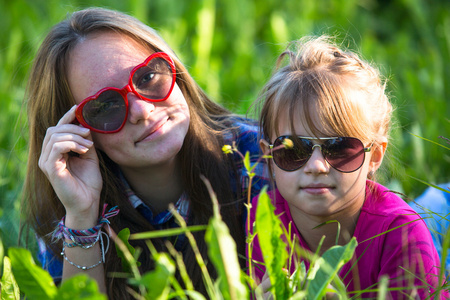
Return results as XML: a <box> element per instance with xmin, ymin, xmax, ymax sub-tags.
<box><xmin>249</xmin><ymin>36</ymin><xmax>446</xmax><ymax>298</ymax></box>
<box><xmin>23</xmin><ymin>7</ymin><xmax>266</xmax><ymax>298</ymax></box>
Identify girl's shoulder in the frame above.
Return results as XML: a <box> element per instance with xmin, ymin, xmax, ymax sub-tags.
<box><xmin>362</xmin><ymin>180</ymin><xmax>417</xmax><ymax>217</ymax></box>
<box><xmin>356</xmin><ymin>180</ymin><xmax>430</xmax><ymax>240</ymax></box>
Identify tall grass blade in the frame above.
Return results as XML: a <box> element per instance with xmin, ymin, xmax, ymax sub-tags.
<box><xmin>203</xmin><ymin>175</ymin><xmax>248</xmax><ymax>300</ymax></box>
<box><xmin>255</xmin><ymin>186</ymin><xmax>290</xmax><ymax>299</ymax></box>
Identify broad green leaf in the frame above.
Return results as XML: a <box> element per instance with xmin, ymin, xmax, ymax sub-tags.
<box><xmin>115</xmin><ymin>228</ymin><xmax>141</xmax><ymax>273</ymax></box>
<box><xmin>255</xmin><ymin>187</ymin><xmax>290</xmax><ymax>299</ymax></box>
<box><xmin>205</xmin><ymin>205</ymin><xmax>248</xmax><ymax>300</ymax></box>
<box><xmin>56</xmin><ymin>274</ymin><xmax>106</xmax><ymax>299</ymax></box>
<box><xmin>307</xmin><ymin>237</ymin><xmax>357</xmax><ymax>299</ymax></box>
<box><xmin>8</xmin><ymin>247</ymin><xmax>57</xmax><ymax>299</ymax></box>
<box><xmin>1</xmin><ymin>256</ymin><xmax>20</xmax><ymax>300</ymax></box>
<box><xmin>129</xmin><ymin>253</ymin><xmax>175</xmax><ymax>300</ymax></box>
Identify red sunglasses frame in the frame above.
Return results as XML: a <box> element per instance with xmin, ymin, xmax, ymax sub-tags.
<box><xmin>75</xmin><ymin>52</ymin><xmax>176</xmax><ymax>134</ymax></box>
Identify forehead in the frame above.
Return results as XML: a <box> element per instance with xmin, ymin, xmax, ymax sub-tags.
<box><xmin>270</xmin><ymin>103</ymin><xmax>325</xmax><ymax>139</ymax></box>
<box><xmin>268</xmin><ymin>83</ymin><xmax>370</xmax><ymax>141</ymax></box>
<box><xmin>68</xmin><ymin>32</ymin><xmax>153</xmax><ymax>103</ymax></box>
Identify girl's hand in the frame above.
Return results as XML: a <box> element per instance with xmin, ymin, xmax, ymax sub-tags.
<box><xmin>38</xmin><ymin>106</ymin><xmax>102</xmax><ymax>227</ymax></box>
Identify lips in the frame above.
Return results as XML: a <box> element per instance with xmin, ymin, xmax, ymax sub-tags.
<box><xmin>300</xmin><ymin>183</ymin><xmax>335</xmax><ymax>194</ymax></box>
<box><xmin>302</xmin><ymin>183</ymin><xmax>334</xmax><ymax>189</ymax></box>
<box><xmin>135</xmin><ymin>117</ymin><xmax>169</xmax><ymax>143</ymax></box>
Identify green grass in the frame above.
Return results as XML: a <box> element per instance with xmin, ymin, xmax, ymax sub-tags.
<box><xmin>0</xmin><ymin>0</ymin><xmax>449</xmax><ymax>248</ymax></box>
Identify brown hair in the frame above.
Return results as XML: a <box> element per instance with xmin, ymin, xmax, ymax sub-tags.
<box><xmin>23</xmin><ymin>7</ymin><xmax>244</xmax><ymax>298</ymax></box>
<box><xmin>257</xmin><ymin>36</ymin><xmax>392</xmax><ymax>178</ymax></box>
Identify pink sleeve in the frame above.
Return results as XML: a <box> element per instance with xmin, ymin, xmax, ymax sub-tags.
<box><xmin>379</xmin><ymin>213</ymin><xmax>448</xmax><ymax>299</ymax></box>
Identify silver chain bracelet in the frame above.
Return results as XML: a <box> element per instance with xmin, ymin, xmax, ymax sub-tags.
<box><xmin>61</xmin><ymin>247</ymin><xmax>103</xmax><ymax>270</ymax></box>
<box><xmin>60</xmin><ymin>230</ymin><xmax>109</xmax><ymax>270</ymax></box>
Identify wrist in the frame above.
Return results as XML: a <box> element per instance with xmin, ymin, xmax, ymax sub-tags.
<box><xmin>65</xmin><ymin>210</ymin><xmax>99</xmax><ymax>230</ymax></box>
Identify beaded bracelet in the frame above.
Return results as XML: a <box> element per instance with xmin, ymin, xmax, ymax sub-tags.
<box><xmin>62</xmin><ymin>246</ymin><xmax>103</xmax><ymax>270</ymax></box>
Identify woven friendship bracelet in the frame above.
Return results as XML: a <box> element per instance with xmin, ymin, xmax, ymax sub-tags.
<box><xmin>63</xmin><ymin>233</ymin><xmax>100</xmax><ymax>249</ymax></box>
<box><xmin>53</xmin><ymin>204</ymin><xmax>119</xmax><ymax>246</ymax></box>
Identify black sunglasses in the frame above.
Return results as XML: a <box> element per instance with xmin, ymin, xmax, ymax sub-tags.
<box><xmin>270</xmin><ymin>136</ymin><xmax>372</xmax><ymax>173</ymax></box>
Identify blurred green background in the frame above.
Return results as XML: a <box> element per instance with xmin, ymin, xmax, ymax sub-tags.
<box><xmin>0</xmin><ymin>0</ymin><xmax>449</xmax><ymax>250</ymax></box>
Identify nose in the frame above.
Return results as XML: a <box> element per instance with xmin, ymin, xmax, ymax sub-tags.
<box><xmin>302</xmin><ymin>145</ymin><xmax>330</xmax><ymax>174</ymax></box>
<box><xmin>127</xmin><ymin>92</ymin><xmax>155</xmax><ymax>124</ymax></box>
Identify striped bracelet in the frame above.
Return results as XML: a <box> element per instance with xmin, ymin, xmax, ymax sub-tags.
<box><xmin>53</xmin><ymin>204</ymin><xmax>119</xmax><ymax>246</ymax></box>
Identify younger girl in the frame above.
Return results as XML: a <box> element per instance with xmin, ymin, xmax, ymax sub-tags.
<box><xmin>249</xmin><ymin>36</ymin><xmax>446</xmax><ymax>298</ymax></box>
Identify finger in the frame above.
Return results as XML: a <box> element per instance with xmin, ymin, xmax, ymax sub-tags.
<box><xmin>39</xmin><ymin>140</ymin><xmax>91</xmax><ymax>173</ymax></box>
<box><xmin>42</xmin><ymin>104</ymin><xmax>78</xmax><ymax>151</ymax></box>
<box><xmin>56</xmin><ymin>105</ymin><xmax>77</xmax><ymax>126</ymax></box>
<box><xmin>39</xmin><ymin>133</ymin><xmax>93</xmax><ymax>170</ymax></box>
<box><xmin>48</xmin><ymin>132</ymin><xmax>94</xmax><ymax>150</ymax></box>
<box><xmin>42</xmin><ymin>115</ymin><xmax>90</xmax><ymax>156</ymax></box>
<box><xmin>40</xmin><ymin>130</ymin><xmax>93</xmax><ymax>167</ymax></box>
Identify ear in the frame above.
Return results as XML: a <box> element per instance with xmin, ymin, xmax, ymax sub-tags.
<box><xmin>259</xmin><ymin>139</ymin><xmax>270</xmax><ymax>155</ymax></box>
<box><xmin>260</xmin><ymin>138</ymin><xmax>275</xmax><ymax>180</ymax></box>
<box><xmin>369</xmin><ymin>139</ymin><xmax>387</xmax><ymax>173</ymax></box>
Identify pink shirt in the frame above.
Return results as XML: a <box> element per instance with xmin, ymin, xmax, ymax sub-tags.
<box><xmin>248</xmin><ymin>180</ymin><xmax>448</xmax><ymax>299</ymax></box>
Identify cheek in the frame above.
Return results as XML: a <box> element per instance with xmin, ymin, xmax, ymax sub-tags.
<box><xmin>338</xmin><ymin>168</ymin><xmax>367</xmax><ymax>195</ymax></box>
<box><xmin>91</xmin><ymin>132</ymin><xmax>104</xmax><ymax>151</ymax></box>
<box><xmin>273</xmin><ymin>167</ymin><xmax>297</xmax><ymax>188</ymax></box>
<box><xmin>91</xmin><ymin>132</ymin><xmax>120</xmax><ymax>152</ymax></box>
<box><xmin>169</xmin><ymin>85</ymin><xmax>188</xmax><ymax>106</ymax></box>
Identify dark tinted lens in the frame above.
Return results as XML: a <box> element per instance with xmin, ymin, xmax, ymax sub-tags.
<box><xmin>82</xmin><ymin>90</ymin><xmax>126</xmax><ymax>132</ymax></box>
<box><xmin>132</xmin><ymin>57</ymin><xmax>174</xmax><ymax>100</ymax></box>
<box><xmin>324</xmin><ymin>137</ymin><xmax>365</xmax><ymax>172</ymax></box>
<box><xmin>272</xmin><ymin>136</ymin><xmax>313</xmax><ymax>171</ymax></box>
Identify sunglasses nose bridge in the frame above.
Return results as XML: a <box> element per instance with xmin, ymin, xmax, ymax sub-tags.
<box><xmin>307</xmin><ymin>144</ymin><xmax>330</xmax><ymax>167</ymax></box>
<box><xmin>311</xmin><ymin>144</ymin><xmax>322</xmax><ymax>153</ymax></box>
<box><xmin>123</xmin><ymin>84</ymin><xmax>146</xmax><ymax>104</ymax></box>
<box><xmin>123</xmin><ymin>84</ymin><xmax>134</xmax><ymax>98</ymax></box>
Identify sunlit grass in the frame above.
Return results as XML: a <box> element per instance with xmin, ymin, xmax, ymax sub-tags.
<box><xmin>1</xmin><ymin>0</ymin><xmax>448</xmax><ymax>250</ymax></box>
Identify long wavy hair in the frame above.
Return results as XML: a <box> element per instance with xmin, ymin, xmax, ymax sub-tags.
<box><xmin>23</xmin><ymin>7</ymin><xmax>244</xmax><ymax>298</ymax></box>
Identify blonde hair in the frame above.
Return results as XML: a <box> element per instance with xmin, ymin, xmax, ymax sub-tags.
<box><xmin>258</xmin><ymin>36</ymin><xmax>392</xmax><ymax>148</ymax></box>
<box><xmin>23</xmin><ymin>7</ymin><xmax>244</xmax><ymax>298</ymax></box>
